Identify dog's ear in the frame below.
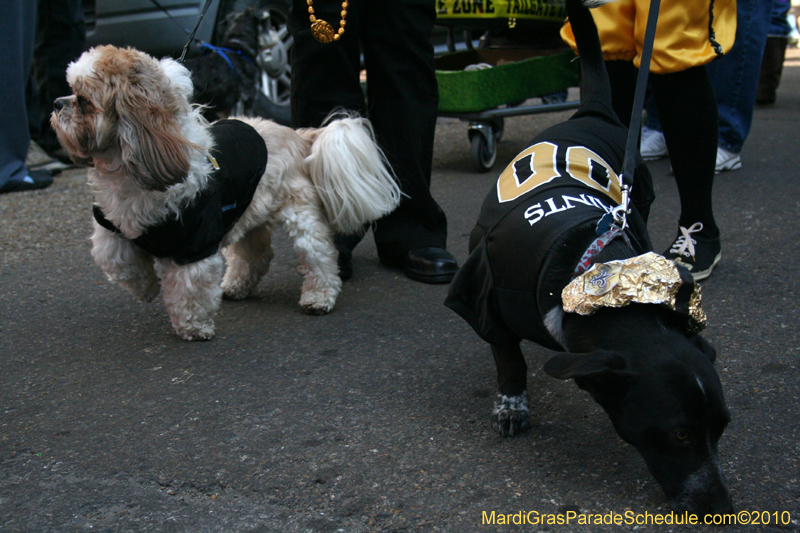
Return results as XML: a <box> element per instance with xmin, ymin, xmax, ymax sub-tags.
<box><xmin>116</xmin><ymin>99</ymin><xmax>192</xmax><ymax>191</ymax></box>
<box><xmin>688</xmin><ymin>334</ymin><xmax>717</xmax><ymax>363</ymax></box>
<box><xmin>113</xmin><ymin>59</ymin><xmax>193</xmax><ymax>191</ymax></box>
<box><xmin>544</xmin><ymin>350</ymin><xmax>635</xmax><ymax>404</ymax></box>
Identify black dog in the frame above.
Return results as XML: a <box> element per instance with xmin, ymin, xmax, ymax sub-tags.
<box><xmin>445</xmin><ymin>0</ymin><xmax>733</xmax><ymax>516</ymax></box>
<box><xmin>184</xmin><ymin>7</ymin><xmax>268</xmax><ymax>119</ymax></box>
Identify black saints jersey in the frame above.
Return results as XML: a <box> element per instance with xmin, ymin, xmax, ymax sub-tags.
<box><xmin>94</xmin><ymin>119</ymin><xmax>268</xmax><ymax>265</ymax></box>
<box><xmin>446</xmin><ymin>105</ymin><xmax>653</xmax><ymax>350</ymax></box>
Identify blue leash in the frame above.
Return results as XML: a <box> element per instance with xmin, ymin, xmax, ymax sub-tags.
<box><xmin>198</xmin><ymin>42</ymin><xmax>255</xmax><ymax>77</ymax></box>
<box><xmin>148</xmin><ymin>0</ymin><xmax>256</xmax><ymax>76</ymax></box>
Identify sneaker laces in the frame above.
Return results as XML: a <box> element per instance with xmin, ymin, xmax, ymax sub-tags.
<box><xmin>669</xmin><ymin>222</ymin><xmax>704</xmax><ymax>259</ymax></box>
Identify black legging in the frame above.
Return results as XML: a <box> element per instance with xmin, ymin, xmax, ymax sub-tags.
<box><xmin>606</xmin><ymin>61</ymin><xmax>720</xmax><ymax>240</ymax></box>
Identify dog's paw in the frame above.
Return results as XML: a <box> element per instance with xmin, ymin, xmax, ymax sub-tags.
<box><xmin>301</xmin><ymin>302</ymin><xmax>334</xmax><ymax>315</ymax></box>
<box><xmin>492</xmin><ymin>392</ymin><xmax>532</xmax><ymax>437</ymax></box>
<box><xmin>221</xmin><ymin>284</ymin><xmax>250</xmax><ymax>301</ymax></box>
<box><xmin>177</xmin><ymin>328</ymin><xmax>215</xmax><ymax>341</ymax></box>
<box><xmin>172</xmin><ymin>320</ymin><xmax>215</xmax><ymax>341</ymax></box>
<box><xmin>299</xmin><ymin>288</ymin><xmax>337</xmax><ymax>315</ymax></box>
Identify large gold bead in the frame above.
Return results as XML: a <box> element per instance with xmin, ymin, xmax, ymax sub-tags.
<box><xmin>311</xmin><ymin>19</ymin><xmax>336</xmax><ymax>43</ymax></box>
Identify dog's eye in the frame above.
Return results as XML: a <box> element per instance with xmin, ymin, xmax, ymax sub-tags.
<box><xmin>672</xmin><ymin>430</ymin><xmax>691</xmax><ymax>444</ymax></box>
<box><xmin>77</xmin><ymin>95</ymin><xmax>90</xmax><ymax>108</ymax></box>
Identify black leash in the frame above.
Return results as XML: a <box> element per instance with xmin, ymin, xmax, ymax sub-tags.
<box><xmin>148</xmin><ymin>0</ymin><xmax>192</xmax><ymax>37</ymax></box>
<box><xmin>577</xmin><ymin>0</ymin><xmax>662</xmax><ymax>277</ymax></box>
<box><xmin>616</xmin><ymin>0</ymin><xmax>662</xmax><ymax>228</ymax></box>
<box><xmin>179</xmin><ymin>0</ymin><xmax>216</xmax><ymax>62</ymax></box>
<box><xmin>147</xmin><ymin>0</ymin><xmax>216</xmax><ymax>63</ymax></box>
<box><xmin>150</xmin><ymin>0</ymin><xmax>254</xmax><ymax>78</ymax></box>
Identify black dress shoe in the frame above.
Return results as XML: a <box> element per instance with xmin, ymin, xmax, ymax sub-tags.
<box><xmin>336</xmin><ymin>244</ymin><xmax>353</xmax><ymax>281</ymax></box>
<box><xmin>0</xmin><ymin>169</ymin><xmax>53</xmax><ymax>194</ymax></box>
<box><xmin>402</xmin><ymin>247</ymin><xmax>458</xmax><ymax>284</ymax></box>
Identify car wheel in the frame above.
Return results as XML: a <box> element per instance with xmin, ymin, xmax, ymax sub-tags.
<box><xmin>216</xmin><ymin>0</ymin><xmax>292</xmax><ymax>125</ymax></box>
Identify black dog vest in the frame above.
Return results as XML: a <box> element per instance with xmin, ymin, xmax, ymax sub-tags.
<box><xmin>94</xmin><ymin>119</ymin><xmax>268</xmax><ymax>265</ymax></box>
<box><xmin>445</xmin><ymin>106</ymin><xmax>653</xmax><ymax>351</ymax></box>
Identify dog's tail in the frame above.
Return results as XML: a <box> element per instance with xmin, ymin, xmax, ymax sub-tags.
<box><xmin>567</xmin><ymin>0</ymin><xmax>616</xmax><ymax>111</ymax></box>
<box><xmin>303</xmin><ymin>112</ymin><xmax>401</xmax><ymax>234</ymax></box>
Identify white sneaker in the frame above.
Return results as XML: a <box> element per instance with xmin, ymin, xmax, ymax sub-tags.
<box><xmin>788</xmin><ymin>13</ymin><xmax>799</xmax><ymax>46</ymax></box>
<box><xmin>715</xmin><ymin>147</ymin><xmax>742</xmax><ymax>174</ymax></box>
<box><xmin>640</xmin><ymin>127</ymin><xmax>668</xmax><ymax>160</ymax></box>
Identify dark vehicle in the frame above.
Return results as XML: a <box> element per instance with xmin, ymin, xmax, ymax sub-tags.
<box><xmin>83</xmin><ymin>0</ymin><xmax>292</xmax><ymax>124</ymax></box>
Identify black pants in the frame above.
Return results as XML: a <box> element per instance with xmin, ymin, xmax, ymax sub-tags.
<box><xmin>289</xmin><ymin>0</ymin><xmax>447</xmax><ymax>262</ymax></box>
<box><xmin>606</xmin><ymin>61</ymin><xmax>719</xmax><ymax>238</ymax></box>
<box><xmin>28</xmin><ymin>0</ymin><xmax>86</xmax><ymax>151</ymax></box>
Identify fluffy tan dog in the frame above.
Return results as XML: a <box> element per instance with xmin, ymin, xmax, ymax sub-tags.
<box><xmin>51</xmin><ymin>45</ymin><xmax>400</xmax><ymax>340</ymax></box>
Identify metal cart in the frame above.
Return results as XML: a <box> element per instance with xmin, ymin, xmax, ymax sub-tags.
<box><xmin>435</xmin><ymin>0</ymin><xmax>581</xmax><ymax>172</ymax></box>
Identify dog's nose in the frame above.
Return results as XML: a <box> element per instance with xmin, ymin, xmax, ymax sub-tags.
<box><xmin>53</xmin><ymin>97</ymin><xmax>69</xmax><ymax>111</ymax></box>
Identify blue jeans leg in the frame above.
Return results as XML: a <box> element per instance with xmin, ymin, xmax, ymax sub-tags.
<box><xmin>0</xmin><ymin>1</ymin><xmax>36</xmax><ymax>186</ymax></box>
<box><xmin>769</xmin><ymin>0</ymin><xmax>792</xmax><ymax>37</ymax></box>
<box><xmin>706</xmin><ymin>0</ymin><xmax>772</xmax><ymax>154</ymax></box>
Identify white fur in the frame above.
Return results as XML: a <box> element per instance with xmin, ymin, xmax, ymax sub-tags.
<box><xmin>302</xmin><ymin>115</ymin><xmax>401</xmax><ymax>234</ymax></box>
<box><xmin>65</xmin><ymin>48</ymin><xmax>101</xmax><ymax>85</ymax></box>
<box><xmin>52</xmin><ymin>45</ymin><xmax>401</xmax><ymax>340</ymax></box>
<box><xmin>492</xmin><ymin>391</ymin><xmax>532</xmax><ymax>437</ymax></box>
<box><xmin>544</xmin><ymin>306</ymin><xmax>567</xmax><ymax>349</ymax></box>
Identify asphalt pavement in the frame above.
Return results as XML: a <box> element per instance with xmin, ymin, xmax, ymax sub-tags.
<box><xmin>2</xmin><ymin>52</ymin><xmax>799</xmax><ymax>533</ymax></box>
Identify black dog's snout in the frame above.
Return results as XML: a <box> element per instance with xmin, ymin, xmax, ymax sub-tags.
<box><xmin>53</xmin><ymin>97</ymin><xmax>69</xmax><ymax>111</ymax></box>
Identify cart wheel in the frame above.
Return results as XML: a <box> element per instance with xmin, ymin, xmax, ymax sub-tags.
<box><xmin>470</xmin><ymin>129</ymin><xmax>497</xmax><ymax>172</ymax></box>
<box><xmin>490</xmin><ymin>118</ymin><xmax>505</xmax><ymax>141</ymax></box>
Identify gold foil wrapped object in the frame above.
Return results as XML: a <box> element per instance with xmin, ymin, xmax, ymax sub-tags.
<box><xmin>562</xmin><ymin>252</ymin><xmax>706</xmax><ymax>333</ymax></box>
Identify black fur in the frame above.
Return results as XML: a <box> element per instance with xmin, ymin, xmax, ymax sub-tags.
<box><xmin>455</xmin><ymin>0</ymin><xmax>733</xmax><ymax>516</ymax></box>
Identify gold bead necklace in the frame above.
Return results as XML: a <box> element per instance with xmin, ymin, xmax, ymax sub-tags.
<box><xmin>307</xmin><ymin>0</ymin><xmax>348</xmax><ymax>43</ymax></box>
